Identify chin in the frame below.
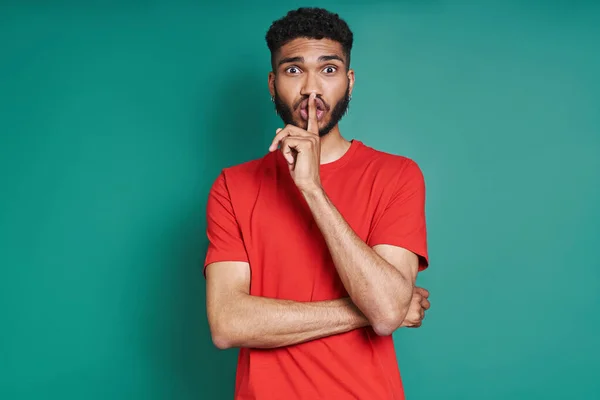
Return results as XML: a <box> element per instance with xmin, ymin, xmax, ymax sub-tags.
<box><xmin>292</xmin><ymin>120</ymin><xmax>311</xmax><ymax>131</ymax></box>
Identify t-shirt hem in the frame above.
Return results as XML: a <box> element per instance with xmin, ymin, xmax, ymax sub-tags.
<box><xmin>368</xmin><ymin>239</ymin><xmax>429</xmax><ymax>271</ymax></box>
<box><xmin>203</xmin><ymin>255</ymin><xmax>250</xmax><ymax>278</ymax></box>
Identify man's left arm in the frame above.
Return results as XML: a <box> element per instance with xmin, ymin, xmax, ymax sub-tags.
<box><xmin>302</xmin><ymin>186</ymin><xmax>421</xmax><ymax>336</ymax></box>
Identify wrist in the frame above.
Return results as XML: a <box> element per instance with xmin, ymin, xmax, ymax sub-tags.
<box><xmin>299</xmin><ymin>183</ymin><xmax>325</xmax><ymax>200</ymax></box>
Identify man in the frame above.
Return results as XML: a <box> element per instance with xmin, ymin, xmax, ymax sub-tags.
<box><xmin>204</xmin><ymin>7</ymin><xmax>431</xmax><ymax>400</ymax></box>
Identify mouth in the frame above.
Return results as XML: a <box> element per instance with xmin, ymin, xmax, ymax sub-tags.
<box><xmin>300</xmin><ymin>108</ymin><xmax>324</xmax><ymax>121</ymax></box>
<box><xmin>298</xmin><ymin>97</ymin><xmax>327</xmax><ymax>121</ymax></box>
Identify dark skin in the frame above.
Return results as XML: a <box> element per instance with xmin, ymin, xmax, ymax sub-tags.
<box><xmin>204</xmin><ymin>38</ymin><xmax>430</xmax><ymax>352</ymax></box>
<box><xmin>267</xmin><ymin>38</ymin><xmax>430</xmax><ymax>330</ymax></box>
<box><xmin>268</xmin><ymin>38</ymin><xmax>354</xmax><ymax>165</ymax></box>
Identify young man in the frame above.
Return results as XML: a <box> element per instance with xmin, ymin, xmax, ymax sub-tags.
<box><xmin>204</xmin><ymin>7</ymin><xmax>431</xmax><ymax>400</ymax></box>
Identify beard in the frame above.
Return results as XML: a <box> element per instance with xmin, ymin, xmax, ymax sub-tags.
<box><xmin>273</xmin><ymin>83</ymin><xmax>351</xmax><ymax>137</ymax></box>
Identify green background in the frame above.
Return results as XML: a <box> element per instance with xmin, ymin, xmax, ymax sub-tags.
<box><xmin>1</xmin><ymin>1</ymin><xmax>599</xmax><ymax>399</ymax></box>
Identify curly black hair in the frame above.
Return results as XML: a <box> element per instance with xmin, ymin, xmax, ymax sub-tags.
<box><xmin>265</xmin><ymin>7</ymin><xmax>354</xmax><ymax>70</ymax></box>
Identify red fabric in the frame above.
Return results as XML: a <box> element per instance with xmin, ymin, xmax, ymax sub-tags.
<box><xmin>204</xmin><ymin>140</ymin><xmax>428</xmax><ymax>400</ymax></box>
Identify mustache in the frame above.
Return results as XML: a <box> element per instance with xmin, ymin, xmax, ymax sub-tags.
<box><xmin>293</xmin><ymin>96</ymin><xmax>330</xmax><ymax>111</ymax></box>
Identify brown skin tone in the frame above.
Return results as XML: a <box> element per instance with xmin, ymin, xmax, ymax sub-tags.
<box><xmin>205</xmin><ymin>38</ymin><xmax>429</xmax><ymax>350</ymax></box>
<box><xmin>268</xmin><ymin>38</ymin><xmax>430</xmax><ymax>335</ymax></box>
<box><xmin>268</xmin><ymin>38</ymin><xmax>354</xmax><ymax>164</ymax></box>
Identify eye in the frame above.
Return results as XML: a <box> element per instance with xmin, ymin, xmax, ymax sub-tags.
<box><xmin>285</xmin><ymin>66</ymin><xmax>301</xmax><ymax>74</ymax></box>
<box><xmin>323</xmin><ymin>66</ymin><xmax>337</xmax><ymax>74</ymax></box>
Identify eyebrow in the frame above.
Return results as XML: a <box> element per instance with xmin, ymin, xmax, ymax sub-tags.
<box><xmin>277</xmin><ymin>54</ymin><xmax>345</xmax><ymax>67</ymax></box>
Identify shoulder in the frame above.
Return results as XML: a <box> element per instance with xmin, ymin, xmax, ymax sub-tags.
<box><xmin>209</xmin><ymin>151</ymin><xmax>277</xmax><ymax>196</ymax></box>
<box><xmin>223</xmin><ymin>152</ymin><xmax>272</xmax><ymax>176</ymax></box>
<box><xmin>356</xmin><ymin>141</ymin><xmax>425</xmax><ymax>183</ymax></box>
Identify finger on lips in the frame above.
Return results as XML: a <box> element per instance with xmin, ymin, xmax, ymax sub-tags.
<box><xmin>270</xmin><ymin>92</ymin><xmax>320</xmax><ymax>152</ymax></box>
<box><xmin>307</xmin><ymin>93</ymin><xmax>318</xmax><ymax>134</ymax></box>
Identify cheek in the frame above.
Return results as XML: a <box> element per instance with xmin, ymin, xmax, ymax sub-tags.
<box><xmin>326</xmin><ymin>80</ymin><xmax>348</xmax><ymax>101</ymax></box>
<box><xmin>276</xmin><ymin>78</ymin><xmax>301</xmax><ymax>97</ymax></box>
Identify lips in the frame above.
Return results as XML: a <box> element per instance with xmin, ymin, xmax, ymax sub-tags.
<box><xmin>299</xmin><ymin>97</ymin><xmax>327</xmax><ymax>121</ymax></box>
<box><xmin>300</xmin><ymin>108</ymin><xmax>324</xmax><ymax>121</ymax></box>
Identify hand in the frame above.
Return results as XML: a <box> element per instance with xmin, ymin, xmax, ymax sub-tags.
<box><xmin>401</xmin><ymin>287</ymin><xmax>430</xmax><ymax>328</ymax></box>
<box><xmin>268</xmin><ymin>93</ymin><xmax>322</xmax><ymax>194</ymax></box>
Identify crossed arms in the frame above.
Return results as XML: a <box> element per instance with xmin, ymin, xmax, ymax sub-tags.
<box><xmin>205</xmin><ymin>182</ymin><xmax>430</xmax><ymax>350</ymax></box>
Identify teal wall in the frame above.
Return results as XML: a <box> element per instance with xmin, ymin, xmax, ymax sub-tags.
<box><xmin>1</xmin><ymin>1</ymin><xmax>599</xmax><ymax>399</ymax></box>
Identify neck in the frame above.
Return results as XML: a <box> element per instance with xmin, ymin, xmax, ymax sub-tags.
<box><xmin>319</xmin><ymin>125</ymin><xmax>351</xmax><ymax>164</ymax></box>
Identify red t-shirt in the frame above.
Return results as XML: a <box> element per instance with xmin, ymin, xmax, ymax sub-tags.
<box><xmin>204</xmin><ymin>139</ymin><xmax>429</xmax><ymax>400</ymax></box>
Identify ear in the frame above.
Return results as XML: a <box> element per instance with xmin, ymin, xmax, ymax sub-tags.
<box><xmin>347</xmin><ymin>69</ymin><xmax>355</xmax><ymax>97</ymax></box>
<box><xmin>268</xmin><ymin>71</ymin><xmax>276</xmax><ymax>98</ymax></box>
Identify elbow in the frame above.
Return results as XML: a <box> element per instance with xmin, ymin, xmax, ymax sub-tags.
<box><xmin>212</xmin><ymin>333</ymin><xmax>234</xmax><ymax>350</ymax></box>
<box><xmin>209</xmin><ymin>317</ymin><xmax>237</xmax><ymax>350</ymax></box>
<box><xmin>370</xmin><ymin>307</ymin><xmax>408</xmax><ymax>337</ymax></box>
<box><xmin>369</xmin><ymin>281</ymin><xmax>414</xmax><ymax>336</ymax></box>
<box><xmin>371</xmin><ymin>319</ymin><xmax>400</xmax><ymax>337</ymax></box>
<box><xmin>210</xmin><ymin>327</ymin><xmax>233</xmax><ymax>350</ymax></box>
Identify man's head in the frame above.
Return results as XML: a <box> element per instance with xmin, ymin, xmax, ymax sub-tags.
<box><xmin>266</xmin><ymin>8</ymin><xmax>355</xmax><ymax>137</ymax></box>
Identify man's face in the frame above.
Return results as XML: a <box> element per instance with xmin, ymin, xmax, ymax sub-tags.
<box><xmin>269</xmin><ymin>38</ymin><xmax>354</xmax><ymax>137</ymax></box>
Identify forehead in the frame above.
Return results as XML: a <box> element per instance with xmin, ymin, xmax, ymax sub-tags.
<box><xmin>276</xmin><ymin>38</ymin><xmax>345</xmax><ymax>62</ymax></box>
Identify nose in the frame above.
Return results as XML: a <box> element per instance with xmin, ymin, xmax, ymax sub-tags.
<box><xmin>300</xmin><ymin>71</ymin><xmax>322</xmax><ymax>98</ymax></box>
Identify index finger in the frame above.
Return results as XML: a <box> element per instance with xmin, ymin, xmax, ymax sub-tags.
<box><xmin>307</xmin><ymin>92</ymin><xmax>318</xmax><ymax>134</ymax></box>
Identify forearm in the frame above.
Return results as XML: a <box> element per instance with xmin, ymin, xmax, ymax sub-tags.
<box><xmin>212</xmin><ymin>294</ymin><xmax>369</xmax><ymax>350</ymax></box>
<box><xmin>302</xmin><ymin>187</ymin><xmax>413</xmax><ymax>334</ymax></box>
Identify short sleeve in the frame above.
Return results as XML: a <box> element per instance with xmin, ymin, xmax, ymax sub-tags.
<box><xmin>203</xmin><ymin>171</ymin><xmax>249</xmax><ymax>276</ymax></box>
<box><xmin>368</xmin><ymin>160</ymin><xmax>429</xmax><ymax>271</ymax></box>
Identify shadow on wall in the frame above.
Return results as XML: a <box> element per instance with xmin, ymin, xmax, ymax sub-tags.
<box><xmin>138</xmin><ymin>71</ymin><xmax>272</xmax><ymax>399</ymax></box>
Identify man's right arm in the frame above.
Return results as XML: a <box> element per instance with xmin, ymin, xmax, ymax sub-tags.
<box><xmin>206</xmin><ymin>261</ymin><xmax>370</xmax><ymax>350</ymax></box>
